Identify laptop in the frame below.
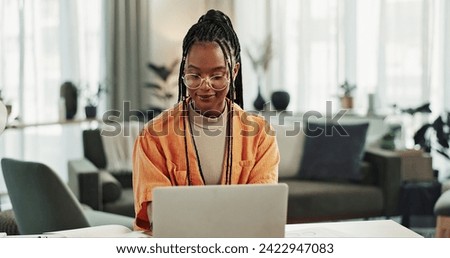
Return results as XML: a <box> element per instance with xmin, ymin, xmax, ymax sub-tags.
<box><xmin>152</xmin><ymin>183</ymin><xmax>288</xmax><ymax>238</ymax></box>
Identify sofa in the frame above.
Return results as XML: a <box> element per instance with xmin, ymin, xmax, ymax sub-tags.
<box><xmin>68</xmin><ymin>159</ymin><xmax>135</xmax><ymax>218</ymax></box>
<box><xmin>68</xmin><ymin>129</ymin><xmax>135</xmax><ymax>218</ymax></box>
<box><xmin>68</xmin><ymin>117</ymin><xmax>404</xmax><ymax>224</ymax></box>
<box><xmin>273</xmin><ymin>119</ymin><xmax>404</xmax><ymax>223</ymax></box>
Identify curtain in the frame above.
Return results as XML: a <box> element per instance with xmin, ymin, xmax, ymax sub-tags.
<box><xmin>122</xmin><ymin>0</ymin><xmax>234</xmax><ymax>114</ymax></box>
<box><xmin>236</xmin><ymin>0</ymin><xmax>341</xmax><ymax>113</ymax></box>
<box><xmin>445</xmin><ymin>0</ymin><xmax>450</xmax><ymax>112</ymax></box>
<box><xmin>103</xmin><ymin>0</ymin><xmax>150</xmax><ymax>118</ymax></box>
<box><xmin>280</xmin><ymin>0</ymin><xmax>340</xmax><ymax>113</ymax></box>
<box><xmin>371</xmin><ymin>0</ymin><xmax>441</xmax><ymax>114</ymax></box>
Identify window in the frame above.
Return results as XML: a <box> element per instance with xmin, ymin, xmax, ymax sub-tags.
<box><xmin>237</xmin><ymin>0</ymin><xmax>449</xmax><ymax>115</ymax></box>
<box><xmin>0</xmin><ymin>0</ymin><xmax>103</xmax><ymax>198</ymax></box>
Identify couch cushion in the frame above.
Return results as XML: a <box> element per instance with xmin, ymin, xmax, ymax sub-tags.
<box><xmin>273</xmin><ymin>123</ymin><xmax>305</xmax><ymax>178</ymax></box>
<box><xmin>100</xmin><ymin>121</ymin><xmax>141</xmax><ymax>172</ymax></box>
<box><xmin>299</xmin><ymin>122</ymin><xmax>369</xmax><ymax>182</ymax></box>
<box><xmin>103</xmin><ymin>188</ymin><xmax>135</xmax><ymax>217</ymax></box>
<box><xmin>99</xmin><ymin>171</ymin><xmax>122</xmax><ymax>203</ymax></box>
<box><xmin>83</xmin><ymin>129</ymin><xmax>107</xmax><ymax>169</ymax></box>
<box><xmin>281</xmin><ymin>179</ymin><xmax>383</xmax><ymax>220</ymax></box>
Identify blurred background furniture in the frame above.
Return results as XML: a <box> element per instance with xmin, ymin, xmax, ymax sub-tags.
<box><xmin>275</xmin><ymin>121</ymin><xmax>400</xmax><ymax>223</ymax></box>
<box><xmin>434</xmin><ymin>179</ymin><xmax>450</xmax><ymax>237</ymax></box>
<box><xmin>399</xmin><ymin>180</ymin><xmax>441</xmax><ymax>227</ymax></box>
<box><xmin>274</xmin><ymin>117</ymin><xmax>437</xmax><ymax>224</ymax></box>
<box><xmin>68</xmin><ymin>127</ymin><xmax>136</xmax><ymax>217</ymax></box>
<box><xmin>1</xmin><ymin>158</ymin><xmax>133</xmax><ymax>235</ymax></box>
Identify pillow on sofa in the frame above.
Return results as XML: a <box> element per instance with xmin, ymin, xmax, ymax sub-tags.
<box><xmin>298</xmin><ymin>121</ymin><xmax>369</xmax><ymax>182</ymax></box>
<box><xmin>99</xmin><ymin>171</ymin><xmax>123</xmax><ymax>203</ymax></box>
<box><xmin>273</xmin><ymin>123</ymin><xmax>305</xmax><ymax>178</ymax></box>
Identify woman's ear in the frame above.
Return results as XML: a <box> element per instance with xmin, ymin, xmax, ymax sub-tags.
<box><xmin>233</xmin><ymin>62</ymin><xmax>240</xmax><ymax>80</ymax></box>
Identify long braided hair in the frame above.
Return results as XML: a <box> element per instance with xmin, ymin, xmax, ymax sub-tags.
<box><xmin>178</xmin><ymin>9</ymin><xmax>243</xmax><ymax>185</ymax></box>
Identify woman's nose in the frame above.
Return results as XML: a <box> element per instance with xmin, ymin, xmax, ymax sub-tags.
<box><xmin>198</xmin><ymin>78</ymin><xmax>212</xmax><ymax>90</ymax></box>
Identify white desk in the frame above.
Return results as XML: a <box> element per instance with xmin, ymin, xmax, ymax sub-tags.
<box><xmin>285</xmin><ymin>219</ymin><xmax>423</xmax><ymax>238</ymax></box>
<box><xmin>3</xmin><ymin>219</ymin><xmax>423</xmax><ymax>238</ymax></box>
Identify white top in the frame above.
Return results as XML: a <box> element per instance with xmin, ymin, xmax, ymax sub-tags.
<box><xmin>188</xmin><ymin>102</ymin><xmax>228</xmax><ymax>185</ymax></box>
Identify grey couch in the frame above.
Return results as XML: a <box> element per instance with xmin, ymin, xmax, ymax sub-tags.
<box><xmin>280</xmin><ymin>149</ymin><xmax>404</xmax><ymax>223</ymax></box>
<box><xmin>274</xmin><ymin>122</ymin><xmax>404</xmax><ymax>223</ymax></box>
<box><xmin>68</xmin><ymin>129</ymin><xmax>135</xmax><ymax>218</ymax></box>
<box><xmin>68</xmin><ymin>121</ymin><xmax>405</xmax><ymax>225</ymax></box>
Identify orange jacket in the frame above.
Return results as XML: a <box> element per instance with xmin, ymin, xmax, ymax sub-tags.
<box><xmin>132</xmin><ymin>99</ymin><xmax>279</xmax><ymax>231</ymax></box>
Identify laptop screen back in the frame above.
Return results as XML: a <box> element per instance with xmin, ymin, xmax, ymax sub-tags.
<box><xmin>152</xmin><ymin>183</ymin><xmax>288</xmax><ymax>238</ymax></box>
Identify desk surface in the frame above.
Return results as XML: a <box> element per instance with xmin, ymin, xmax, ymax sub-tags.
<box><xmin>3</xmin><ymin>219</ymin><xmax>422</xmax><ymax>238</ymax></box>
<box><xmin>285</xmin><ymin>219</ymin><xmax>422</xmax><ymax>238</ymax></box>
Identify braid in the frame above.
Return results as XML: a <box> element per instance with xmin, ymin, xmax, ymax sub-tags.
<box><xmin>180</xmin><ymin>10</ymin><xmax>242</xmax><ymax>185</ymax></box>
<box><xmin>177</xmin><ymin>58</ymin><xmax>186</xmax><ymax>102</ymax></box>
<box><xmin>177</xmin><ymin>9</ymin><xmax>244</xmax><ymax>108</ymax></box>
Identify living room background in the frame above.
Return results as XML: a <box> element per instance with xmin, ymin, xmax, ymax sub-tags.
<box><xmin>1</xmin><ymin>0</ymin><xmax>450</xmax><ymax>202</ymax></box>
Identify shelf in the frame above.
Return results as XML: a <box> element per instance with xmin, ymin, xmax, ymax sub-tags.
<box><xmin>5</xmin><ymin>118</ymin><xmax>101</xmax><ymax>130</ymax></box>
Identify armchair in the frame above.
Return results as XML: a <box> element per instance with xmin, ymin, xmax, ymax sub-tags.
<box><xmin>1</xmin><ymin>158</ymin><xmax>133</xmax><ymax>235</ymax></box>
<box><xmin>68</xmin><ymin>128</ymin><xmax>135</xmax><ymax>218</ymax></box>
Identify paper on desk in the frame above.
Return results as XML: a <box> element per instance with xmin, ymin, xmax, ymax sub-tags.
<box><xmin>285</xmin><ymin>227</ymin><xmax>350</xmax><ymax>238</ymax></box>
<box><xmin>44</xmin><ymin>225</ymin><xmax>150</xmax><ymax>238</ymax></box>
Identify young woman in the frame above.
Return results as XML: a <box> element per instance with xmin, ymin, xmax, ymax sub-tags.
<box><xmin>132</xmin><ymin>9</ymin><xmax>279</xmax><ymax>231</ymax></box>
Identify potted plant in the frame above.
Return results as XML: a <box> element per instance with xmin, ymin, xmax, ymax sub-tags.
<box><xmin>414</xmin><ymin>111</ymin><xmax>450</xmax><ymax>158</ymax></box>
<box><xmin>144</xmin><ymin>59</ymin><xmax>179</xmax><ymax>114</ymax></box>
<box><xmin>82</xmin><ymin>83</ymin><xmax>107</xmax><ymax>119</ymax></box>
<box><xmin>339</xmin><ymin>80</ymin><xmax>357</xmax><ymax>109</ymax></box>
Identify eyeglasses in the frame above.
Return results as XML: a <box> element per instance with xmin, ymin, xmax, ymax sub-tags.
<box><xmin>182</xmin><ymin>74</ymin><xmax>230</xmax><ymax>91</ymax></box>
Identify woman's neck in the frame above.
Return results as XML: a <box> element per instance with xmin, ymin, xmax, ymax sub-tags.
<box><xmin>190</xmin><ymin>100</ymin><xmax>227</xmax><ymax>118</ymax></box>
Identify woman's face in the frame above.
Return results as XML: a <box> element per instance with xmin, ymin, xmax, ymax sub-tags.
<box><xmin>184</xmin><ymin>42</ymin><xmax>239</xmax><ymax>117</ymax></box>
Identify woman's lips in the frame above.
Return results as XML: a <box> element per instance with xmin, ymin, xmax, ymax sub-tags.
<box><xmin>197</xmin><ymin>94</ymin><xmax>215</xmax><ymax>101</ymax></box>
